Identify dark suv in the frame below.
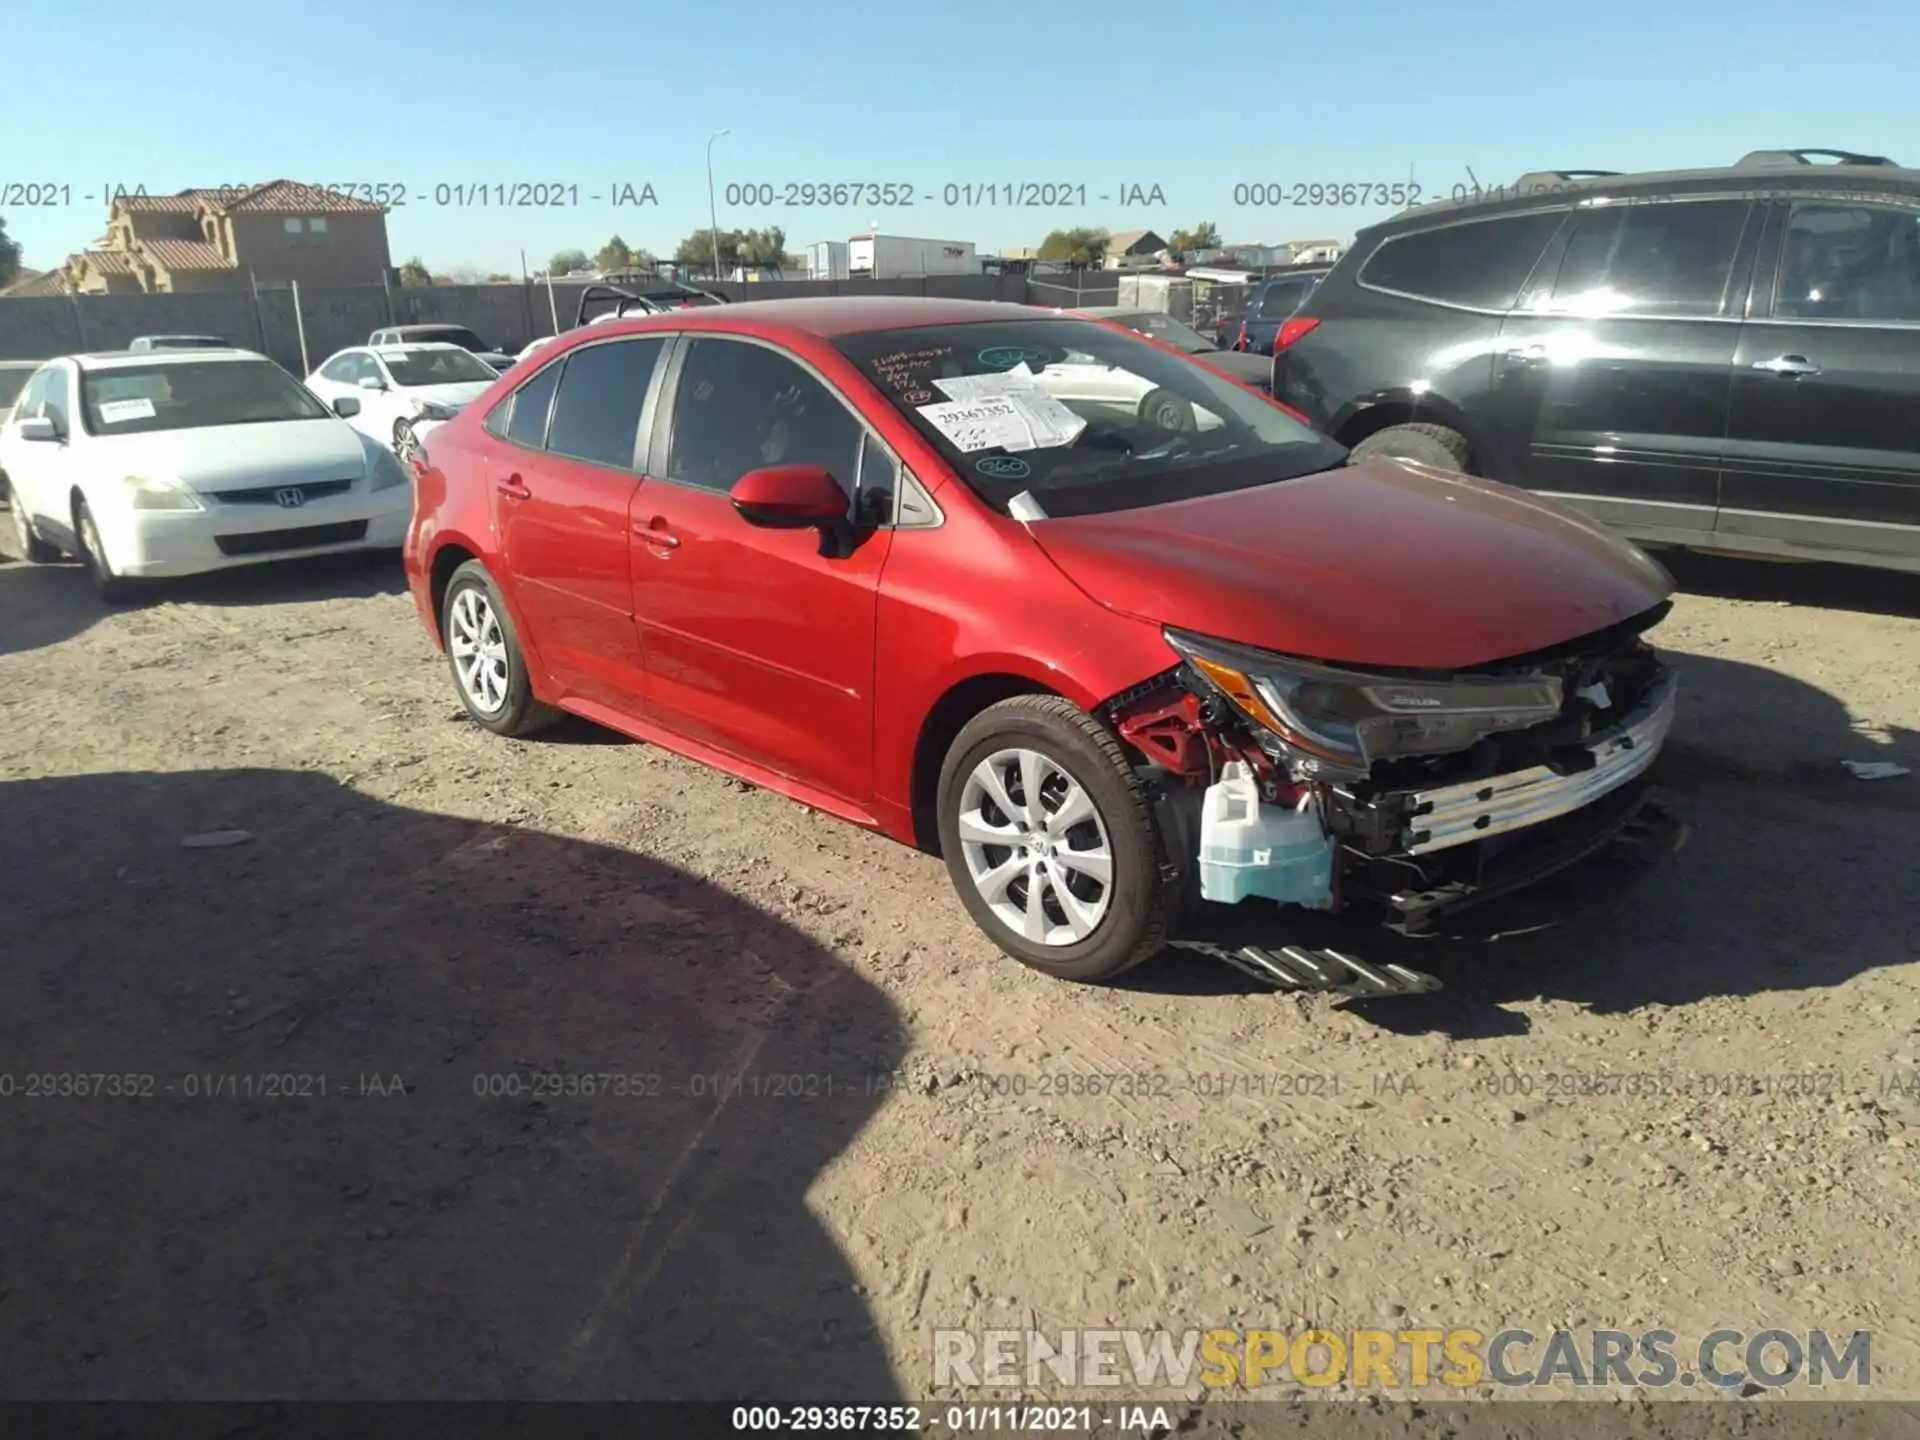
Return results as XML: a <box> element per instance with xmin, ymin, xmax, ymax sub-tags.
<box><xmin>1273</xmin><ymin>149</ymin><xmax>1920</xmax><ymax>573</ymax></box>
<box><xmin>1216</xmin><ymin>269</ymin><xmax>1328</xmax><ymax>353</ymax></box>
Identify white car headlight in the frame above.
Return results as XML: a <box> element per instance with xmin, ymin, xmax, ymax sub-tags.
<box><xmin>118</xmin><ymin>475</ymin><xmax>203</xmax><ymax>512</ymax></box>
<box><xmin>413</xmin><ymin>399</ymin><xmax>457</xmax><ymax>421</ymax></box>
<box><xmin>367</xmin><ymin>446</ymin><xmax>411</xmax><ymax>492</ymax></box>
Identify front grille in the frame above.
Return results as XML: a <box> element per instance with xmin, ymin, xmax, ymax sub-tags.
<box><xmin>208</xmin><ymin>479</ymin><xmax>356</xmax><ymax>505</ymax></box>
<box><xmin>214</xmin><ymin>520</ymin><xmax>369</xmax><ymax>556</ymax></box>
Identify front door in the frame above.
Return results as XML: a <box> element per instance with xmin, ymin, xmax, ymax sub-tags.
<box><xmin>629</xmin><ymin>335</ymin><xmax>893</xmax><ymax>806</ymax></box>
<box><xmin>490</xmin><ymin>336</ymin><xmax>668</xmax><ymax>713</ymax></box>
<box><xmin>1490</xmin><ymin>196</ymin><xmax>1757</xmax><ymax>544</ymax></box>
<box><xmin>1722</xmin><ymin>197</ymin><xmax>1920</xmax><ymax>564</ymax></box>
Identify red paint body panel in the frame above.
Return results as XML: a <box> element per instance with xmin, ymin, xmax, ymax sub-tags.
<box><xmin>1026</xmin><ymin>457</ymin><xmax>1674</xmax><ymax>670</ymax></box>
<box><xmin>404</xmin><ymin>297</ymin><xmax>1675</xmax><ymax>855</ymax></box>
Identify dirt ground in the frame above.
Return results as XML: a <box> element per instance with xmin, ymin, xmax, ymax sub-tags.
<box><xmin>2</xmin><ymin>520</ymin><xmax>1917</xmax><ymax>1420</ymax></box>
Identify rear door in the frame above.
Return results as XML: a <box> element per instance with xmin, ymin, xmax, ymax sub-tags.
<box><xmin>1490</xmin><ymin>195</ymin><xmax>1759</xmax><ymax>543</ymax></box>
<box><xmin>1721</xmin><ymin>195</ymin><xmax>1920</xmax><ymax>564</ymax></box>
<box><xmin>628</xmin><ymin>334</ymin><xmax>896</xmax><ymax>806</ymax></box>
<box><xmin>489</xmin><ymin>336</ymin><xmax>669</xmax><ymax>714</ymax></box>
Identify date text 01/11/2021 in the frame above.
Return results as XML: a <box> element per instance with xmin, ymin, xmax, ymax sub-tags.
<box><xmin>0</xmin><ymin>1073</ymin><xmax>407</xmax><ymax>1098</ymax></box>
<box><xmin>723</xmin><ymin>182</ymin><xmax>1169</xmax><ymax>209</ymax></box>
<box><xmin>11</xmin><ymin>182</ymin><xmax>662</xmax><ymax>210</ymax></box>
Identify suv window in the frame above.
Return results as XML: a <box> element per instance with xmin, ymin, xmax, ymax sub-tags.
<box><xmin>544</xmin><ymin>338</ymin><xmax>668</xmax><ymax>469</ymax></box>
<box><xmin>1546</xmin><ymin>199</ymin><xmax>1750</xmax><ymax>316</ymax></box>
<box><xmin>1255</xmin><ymin>278</ymin><xmax>1310</xmax><ymax>318</ymax></box>
<box><xmin>502</xmin><ymin>361</ymin><xmax>563</xmax><ymax>450</ymax></box>
<box><xmin>666</xmin><ymin>338</ymin><xmax>861</xmax><ymax>501</ymax></box>
<box><xmin>1359</xmin><ymin>211</ymin><xmax>1567</xmax><ymax>310</ymax></box>
<box><xmin>1776</xmin><ymin>200</ymin><xmax>1920</xmax><ymax>323</ymax></box>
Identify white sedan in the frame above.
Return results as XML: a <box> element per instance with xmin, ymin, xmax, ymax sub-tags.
<box><xmin>305</xmin><ymin>342</ymin><xmax>500</xmax><ymax>465</ymax></box>
<box><xmin>0</xmin><ymin>348</ymin><xmax>413</xmax><ymax>602</ymax></box>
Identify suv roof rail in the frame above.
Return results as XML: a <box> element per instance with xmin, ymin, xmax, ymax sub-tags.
<box><xmin>1734</xmin><ymin>148</ymin><xmax>1899</xmax><ymax>169</ymax></box>
<box><xmin>1511</xmin><ymin>169</ymin><xmax>1623</xmax><ymax>189</ymax></box>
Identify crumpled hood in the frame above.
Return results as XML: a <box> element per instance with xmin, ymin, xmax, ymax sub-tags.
<box><xmin>93</xmin><ymin>419</ymin><xmax>370</xmax><ymax>493</ymax></box>
<box><xmin>1026</xmin><ymin>455</ymin><xmax>1675</xmax><ymax>671</ymax></box>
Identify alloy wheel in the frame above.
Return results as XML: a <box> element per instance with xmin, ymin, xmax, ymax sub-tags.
<box><xmin>448</xmin><ymin>586</ymin><xmax>510</xmax><ymax>714</ymax></box>
<box><xmin>393</xmin><ymin>420</ymin><xmax>422</xmax><ymax>467</ymax></box>
<box><xmin>956</xmin><ymin>747</ymin><xmax>1114</xmax><ymax>945</ymax></box>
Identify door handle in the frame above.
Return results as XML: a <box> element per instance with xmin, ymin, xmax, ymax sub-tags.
<box><xmin>1752</xmin><ymin>354</ymin><xmax>1820</xmax><ymax>377</ymax></box>
<box><xmin>634</xmin><ymin>517</ymin><xmax>680</xmax><ymax>551</ymax></box>
<box><xmin>495</xmin><ymin>474</ymin><xmax>531</xmax><ymax>500</ymax></box>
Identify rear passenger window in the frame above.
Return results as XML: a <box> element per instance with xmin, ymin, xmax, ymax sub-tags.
<box><xmin>1360</xmin><ymin>211</ymin><xmax>1568</xmax><ymax>310</ymax></box>
<box><xmin>1546</xmin><ymin>199</ymin><xmax>1749</xmax><ymax>316</ymax></box>
<box><xmin>501</xmin><ymin>361</ymin><xmax>562</xmax><ymax>450</ymax></box>
<box><xmin>1775</xmin><ymin>201</ymin><xmax>1920</xmax><ymax>322</ymax></box>
<box><xmin>545</xmin><ymin>338</ymin><xmax>667</xmax><ymax>469</ymax></box>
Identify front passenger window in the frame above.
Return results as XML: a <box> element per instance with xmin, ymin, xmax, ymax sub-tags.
<box><xmin>666</xmin><ymin>338</ymin><xmax>861</xmax><ymax>500</ymax></box>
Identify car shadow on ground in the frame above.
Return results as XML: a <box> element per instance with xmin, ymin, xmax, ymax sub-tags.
<box><xmin>1659</xmin><ymin>548</ymin><xmax>1920</xmax><ymax>619</ymax></box>
<box><xmin>1123</xmin><ymin>646</ymin><xmax>1918</xmax><ymax>1040</ymax></box>
<box><xmin>0</xmin><ymin>537</ymin><xmax>408</xmax><ymax>660</ymax></box>
<box><xmin>0</xmin><ymin>768</ymin><xmax>906</xmax><ymax>1401</ymax></box>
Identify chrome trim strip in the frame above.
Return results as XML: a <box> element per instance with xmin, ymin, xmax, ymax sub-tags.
<box><xmin>1402</xmin><ymin>669</ymin><xmax>1678</xmax><ymax>855</ymax></box>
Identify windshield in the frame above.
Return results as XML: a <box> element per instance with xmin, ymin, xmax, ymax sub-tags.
<box><xmin>380</xmin><ymin>348</ymin><xmax>498</xmax><ymax>386</ymax></box>
<box><xmin>0</xmin><ymin>369</ymin><xmax>32</xmax><ymax>407</ymax></box>
<box><xmin>1103</xmin><ymin>312</ymin><xmax>1214</xmax><ymax>353</ymax></box>
<box><xmin>834</xmin><ymin>318</ymin><xmax>1345</xmax><ymax>518</ymax></box>
<box><xmin>405</xmin><ymin>327</ymin><xmax>488</xmax><ymax>352</ymax></box>
<box><xmin>80</xmin><ymin>360</ymin><xmax>330</xmax><ymax>435</ymax></box>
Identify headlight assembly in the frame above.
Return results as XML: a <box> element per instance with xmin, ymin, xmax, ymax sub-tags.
<box><xmin>1164</xmin><ymin>627</ymin><xmax>1563</xmax><ymax>776</ymax></box>
<box><xmin>413</xmin><ymin>400</ymin><xmax>456</xmax><ymax>421</ymax></box>
<box><xmin>118</xmin><ymin>475</ymin><xmax>203</xmax><ymax>512</ymax></box>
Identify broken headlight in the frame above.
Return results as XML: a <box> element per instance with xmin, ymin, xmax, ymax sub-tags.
<box><xmin>1164</xmin><ymin>627</ymin><xmax>1563</xmax><ymax>779</ymax></box>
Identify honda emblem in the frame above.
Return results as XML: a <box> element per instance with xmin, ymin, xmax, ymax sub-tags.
<box><xmin>274</xmin><ymin>488</ymin><xmax>305</xmax><ymax>508</ymax></box>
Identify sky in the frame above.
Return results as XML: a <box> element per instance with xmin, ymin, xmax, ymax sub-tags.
<box><xmin>4</xmin><ymin>0</ymin><xmax>1916</xmax><ymax>277</ymax></box>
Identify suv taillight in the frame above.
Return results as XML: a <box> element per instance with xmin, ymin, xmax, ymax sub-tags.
<box><xmin>1275</xmin><ymin>316</ymin><xmax>1320</xmax><ymax>350</ymax></box>
<box><xmin>1234</xmin><ymin>320</ymin><xmax>1249</xmax><ymax>351</ymax></box>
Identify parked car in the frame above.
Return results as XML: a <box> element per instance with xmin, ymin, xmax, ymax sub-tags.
<box><xmin>1215</xmin><ymin>270</ymin><xmax>1329</xmax><ymax>353</ymax></box>
<box><xmin>0</xmin><ymin>360</ymin><xmax>36</xmax><ymax>427</ymax></box>
<box><xmin>128</xmin><ymin>335</ymin><xmax>234</xmax><ymax>352</ymax></box>
<box><xmin>1273</xmin><ymin>149</ymin><xmax>1920</xmax><ymax>573</ymax></box>
<box><xmin>306</xmin><ymin>342</ymin><xmax>502</xmax><ymax>465</ymax></box>
<box><xmin>0</xmin><ymin>348</ymin><xmax>412</xmax><ymax>601</ymax></box>
<box><xmin>368</xmin><ymin>324</ymin><xmax>516</xmax><ymax>373</ymax></box>
<box><xmin>514</xmin><ymin>281</ymin><xmax>732</xmax><ymax>364</ymax></box>
<box><xmin>1075</xmin><ymin>305</ymin><xmax>1274</xmax><ymax>390</ymax></box>
<box><xmin>404</xmin><ymin>295</ymin><xmax>1680</xmax><ymax>989</ymax></box>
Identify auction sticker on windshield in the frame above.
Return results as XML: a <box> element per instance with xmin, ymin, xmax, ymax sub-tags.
<box><xmin>930</xmin><ymin>365</ymin><xmax>1086</xmax><ymax>448</ymax></box>
<box><xmin>97</xmin><ymin>397</ymin><xmax>157</xmax><ymax>423</ymax></box>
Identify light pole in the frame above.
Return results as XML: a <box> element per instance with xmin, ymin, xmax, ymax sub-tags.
<box><xmin>706</xmin><ymin>129</ymin><xmax>731</xmax><ymax>282</ymax></box>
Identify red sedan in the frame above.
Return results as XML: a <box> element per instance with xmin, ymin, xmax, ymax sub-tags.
<box><xmin>405</xmin><ymin>296</ymin><xmax>1680</xmax><ymax>986</ymax></box>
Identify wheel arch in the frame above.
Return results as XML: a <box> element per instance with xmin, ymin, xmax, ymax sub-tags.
<box><xmin>908</xmin><ymin>672</ymin><xmax>1067</xmax><ymax>855</ymax></box>
<box><xmin>1330</xmin><ymin>389</ymin><xmax>1482</xmax><ymax>461</ymax></box>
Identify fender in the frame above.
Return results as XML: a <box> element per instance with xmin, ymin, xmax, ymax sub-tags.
<box><xmin>1328</xmin><ymin>386</ymin><xmax>1492</xmax><ymax>462</ymax></box>
<box><xmin>416</xmin><ymin>524</ymin><xmax>562</xmax><ymax>703</ymax></box>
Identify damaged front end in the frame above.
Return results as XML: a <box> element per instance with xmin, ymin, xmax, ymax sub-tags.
<box><xmin>1101</xmin><ymin>606</ymin><xmax>1685</xmax><ymax>994</ymax></box>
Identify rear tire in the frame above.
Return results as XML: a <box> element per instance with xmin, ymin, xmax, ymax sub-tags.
<box><xmin>73</xmin><ymin>498</ymin><xmax>138</xmax><ymax>602</ymax></box>
<box><xmin>6</xmin><ymin>479</ymin><xmax>61</xmax><ymax>563</ymax></box>
<box><xmin>1347</xmin><ymin>422</ymin><xmax>1471</xmax><ymax>472</ymax></box>
<box><xmin>441</xmin><ymin>559</ymin><xmax>561</xmax><ymax>738</ymax></box>
<box><xmin>1137</xmin><ymin>388</ymin><xmax>1196</xmax><ymax>432</ymax></box>
<box><xmin>937</xmin><ymin>695</ymin><xmax>1172</xmax><ymax>984</ymax></box>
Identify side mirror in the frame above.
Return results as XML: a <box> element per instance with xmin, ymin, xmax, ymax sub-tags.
<box><xmin>730</xmin><ymin>464</ymin><xmax>849</xmax><ymax>528</ymax></box>
<box><xmin>332</xmin><ymin>396</ymin><xmax>362</xmax><ymax>418</ymax></box>
<box><xmin>16</xmin><ymin>416</ymin><xmax>58</xmax><ymax>442</ymax></box>
<box><xmin>357</xmin><ymin>376</ymin><xmax>387</xmax><ymax>392</ymax></box>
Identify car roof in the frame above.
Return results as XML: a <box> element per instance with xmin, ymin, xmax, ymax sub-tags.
<box><xmin>71</xmin><ymin>348</ymin><xmax>266</xmax><ymax>371</ymax></box>
<box><xmin>383</xmin><ymin>324</ymin><xmax>476</xmax><ymax>335</ymax></box>
<box><xmin>1377</xmin><ymin>159</ymin><xmax>1920</xmax><ymax>236</ymax></box>
<box><xmin>135</xmin><ymin>334</ymin><xmax>226</xmax><ymax>341</ymax></box>
<box><xmin>371</xmin><ymin>342</ymin><xmax>469</xmax><ymax>355</ymax></box>
<box><xmin>570</xmin><ymin>294</ymin><xmax>1066</xmax><ymax>342</ymax></box>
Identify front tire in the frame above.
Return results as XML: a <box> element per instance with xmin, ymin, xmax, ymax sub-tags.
<box><xmin>6</xmin><ymin>480</ymin><xmax>61</xmax><ymax>563</ymax></box>
<box><xmin>1347</xmin><ymin>422</ymin><xmax>1471</xmax><ymax>472</ymax></box>
<box><xmin>441</xmin><ymin>559</ymin><xmax>560</xmax><ymax>738</ymax></box>
<box><xmin>937</xmin><ymin>695</ymin><xmax>1172</xmax><ymax>983</ymax></box>
<box><xmin>73</xmin><ymin>498</ymin><xmax>137</xmax><ymax>602</ymax></box>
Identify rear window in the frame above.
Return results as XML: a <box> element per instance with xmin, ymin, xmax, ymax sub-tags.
<box><xmin>1359</xmin><ymin>210</ymin><xmax>1568</xmax><ymax>310</ymax></box>
<box><xmin>406</xmin><ymin>327</ymin><xmax>488</xmax><ymax>351</ymax></box>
